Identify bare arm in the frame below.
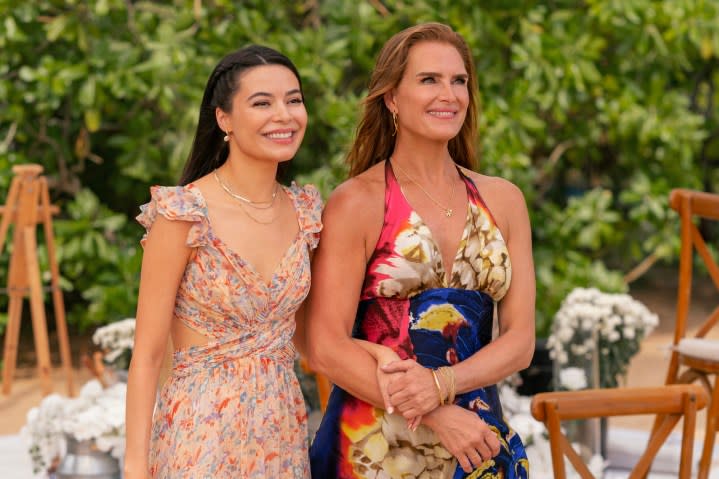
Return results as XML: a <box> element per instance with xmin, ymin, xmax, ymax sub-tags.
<box><xmin>306</xmin><ymin>180</ymin><xmax>388</xmax><ymax>409</ymax></box>
<box><xmin>124</xmin><ymin>217</ymin><xmax>192</xmax><ymax>478</ymax></box>
<box><xmin>353</xmin><ymin>339</ymin><xmax>399</xmax><ymax>364</ymax></box>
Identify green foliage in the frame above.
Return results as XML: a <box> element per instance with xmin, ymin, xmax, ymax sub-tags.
<box><xmin>52</xmin><ymin>189</ymin><xmax>141</xmax><ymax>330</ymax></box>
<box><xmin>0</xmin><ymin>1</ymin><xmax>717</xmax><ymax>337</ymax></box>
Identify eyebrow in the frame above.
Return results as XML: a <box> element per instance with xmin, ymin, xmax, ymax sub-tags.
<box><xmin>247</xmin><ymin>88</ymin><xmax>302</xmax><ymax>100</ymax></box>
<box><xmin>415</xmin><ymin>71</ymin><xmax>468</xmax><ymax>79</ymax></box>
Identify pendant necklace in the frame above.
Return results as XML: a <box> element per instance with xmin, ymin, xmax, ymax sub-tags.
<box><xmin>391</xmin><ymin>159</ymin><xmax>457</xmax><ymax>218</ymax></box>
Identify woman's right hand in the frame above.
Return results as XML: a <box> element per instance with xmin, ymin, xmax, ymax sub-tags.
<box><xmin>422</xmin><ymin>405</ymin><xmax>501</xmax><ymax>473</ymax></box>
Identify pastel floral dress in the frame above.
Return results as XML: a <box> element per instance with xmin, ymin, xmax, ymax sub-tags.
<box><xmin>137</xmin><ymin>182</ymin><xmax>322</xmax><ymax>479</ymax></box>
<box><xmin>310</xmin><ymin>162</ymin><xmax>528</xmax><ymax>479</ymax></box>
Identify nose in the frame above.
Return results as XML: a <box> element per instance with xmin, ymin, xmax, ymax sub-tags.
<box><xmin>438</xmin><ymin>80</ymin><xmax>457</xmax><ymax>102</ymax></box>
<box><xmin>273</xmin><ymin>102</ymin><xmax>292</xmax><ymax>122</ymax></box>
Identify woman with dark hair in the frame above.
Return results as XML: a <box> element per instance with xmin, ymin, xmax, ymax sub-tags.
<box><xmin>124</xmin><ymin>45</ymin><xmax>320</xmax><ymax>478</ymax></box>
<box><xmin>308</xmin><ymin>23</ymin><xmax>532</xmax><ymax>478</ymax></box>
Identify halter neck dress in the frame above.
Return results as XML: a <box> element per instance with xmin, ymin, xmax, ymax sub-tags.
<box><xmin>137</xmin><ymin>182</ymin><xmax>322</xmax><ymax>478</ymax></box>
<box><xmin>310</xmin><ymin>162</ymin><xmax>528</xmax><ymax>478</ymax></box>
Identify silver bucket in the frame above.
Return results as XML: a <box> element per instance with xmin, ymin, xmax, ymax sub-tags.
<box><xmin>55</xmin><ymin>435</ymin><xmax>121</xmax><ymax>479</ymax></box>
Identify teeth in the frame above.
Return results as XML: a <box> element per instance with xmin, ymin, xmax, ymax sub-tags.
<box><xmin>428</xmin><ymin>111</ymin><xmax>454</xmax><ymax>117</ymax></box>
<box><xmin>266</xmin><ymin>132</ymin><xmax>292</xmax><ymax>139</ymax></box>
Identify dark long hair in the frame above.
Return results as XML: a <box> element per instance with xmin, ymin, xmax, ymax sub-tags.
<box><xmin>347</xmin><ymin>23</ymin><xmax>478</xmax><ymax>177</ymax></box>
<box><xmin>179</xmin><ymin>45</ymin><xmax>303</xmax><ymax>185</ymax></box>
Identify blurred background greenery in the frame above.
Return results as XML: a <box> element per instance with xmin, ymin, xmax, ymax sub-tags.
<box><xmin>0</xmin><ymin>0</ymin><xmax>717</xmax><ymax>338</ymax></box>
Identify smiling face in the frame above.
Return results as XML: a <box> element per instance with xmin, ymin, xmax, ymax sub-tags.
<box><xmin>385</xmin><ymin>41</ymin><xmax>469</xmax><ymax>145</ymax></box>
<box><xmin>216</xmin><ymin>64</ymin><xmax>307</xmax><ymax>165</ymax></box>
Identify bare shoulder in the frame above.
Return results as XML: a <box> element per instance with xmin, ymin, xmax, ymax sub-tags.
<box><xmin>324</xmin><ymin>162</ymin><xmax>385</xmax><ymax>219</ymax></box>
<box><xmin>461</xmin><ymin>168</ymin><xmax>524</xmax><ymax>199</ymax></box>
<box><xmin>322</xmin><ymin>162</ymin><xmax>386</xmax><ymax>255</ymax></box>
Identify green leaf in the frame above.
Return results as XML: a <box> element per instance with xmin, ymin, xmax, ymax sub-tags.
<box><xmin>84</xmin><ymin>109</ymin><xmax>101</xmax><ymax>132</ymax></box>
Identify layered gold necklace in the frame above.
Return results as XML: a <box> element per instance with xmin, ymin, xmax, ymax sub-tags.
<box><xmin>391</xmin><ymin>159</ymin><xmax>457</xmax><ymax>218</ymax></box>
<box><xmin>213</xmin><ymin>169</ymin><xmax>282</xmax><ymax>225</ymax></box>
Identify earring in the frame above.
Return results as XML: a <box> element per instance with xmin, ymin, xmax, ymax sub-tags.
<box><xmin>392</xmin><ymin>111</ymin><xmax>398</xmax><ymax>136</ymax></box>
<box><xmin>223</xmin><ymin>131</ymin><xmax>230</xmax><ymax>142</ymax></box>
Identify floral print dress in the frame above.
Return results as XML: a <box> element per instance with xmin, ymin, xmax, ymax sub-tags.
<box><xmin>136</xmin><ymin>182</ymin><xmax>322</xmax><ymax>479</ymax></box>
<box><xmin>310</xmin><ymin>162</ymin><xmax>528</xmax><ymax>479</ymax></box>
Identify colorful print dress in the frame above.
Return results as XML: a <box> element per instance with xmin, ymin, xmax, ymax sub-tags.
<box><xmin>310</xmin><ymin>162</ymin><xmax>528</xmax><ymax>478</ymax></box>
<box><xmin>137</xmin><ymin>182</ymin><xmax>321</xmax><ymax>479</ymax></box>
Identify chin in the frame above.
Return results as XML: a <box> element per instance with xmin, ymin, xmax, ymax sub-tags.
<box><xmin>267</xmin><ymin>153</ymin><xmax>298</xmax><ymax>165</ymax></box>
<box><xmin>419</xmin><ymin>124</ymin><xmax>462</xmax><ymax>139</ymax></box>
<box><xmin>265</xmin><ymin>146</ymin><xmax>301</xmax><ymax>160</ymax></box>
<box><xmin>424</xmin><ymin>131</ymin><xmax>462</xmax><ymax>143</ymax></box>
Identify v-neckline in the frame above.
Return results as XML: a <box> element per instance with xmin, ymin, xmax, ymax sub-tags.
<box><xmin>187</xmin><ymin>183</ymin><xmax>303</xmax><ymax>290</ymax></box>
<box><xmin>388</xmin><ymin>163</ymin><xmax>472</xmax><ymax>287</ymax></box>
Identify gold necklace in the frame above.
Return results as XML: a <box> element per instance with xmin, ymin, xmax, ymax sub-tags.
<box><xmin>213</xmin><ymin>169</ymin><xmax>277</xmax><ymax>210</ymax></box>
<box><xmin>213</xmin><ymin>169</ymin><xmax>282</xmax><ymax>224</ymax></box>
<box><xmin>391</xmin><ymin>159</ymin><xmax>457</xmax><ymax>217</ymax></box>
<box><xmin>236</xmin><ymin>190</ymin><xmax>283</xmax><ymax>225</ymax></box>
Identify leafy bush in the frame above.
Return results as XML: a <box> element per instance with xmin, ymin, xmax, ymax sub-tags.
<box><xmin>0</xmin><ymin>1</ymin><xmax>717</xmax><ymax>336</ymax></box>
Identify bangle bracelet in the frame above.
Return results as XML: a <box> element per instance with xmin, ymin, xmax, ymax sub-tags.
<box><xmin>431</xmin><ymin>369</ymin><xmax>444</xmax><ymax>406</ymax></box>
<box><xmin>437</xmin><ymin>366</ymin><xmax>456</xmax><ymax>404</ymax></box>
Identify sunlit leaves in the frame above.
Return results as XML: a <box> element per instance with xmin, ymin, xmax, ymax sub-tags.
<box><xmin>0</xmin><ymin>0</ymin><xmax>716</xmax><ymax>336</ymax></box>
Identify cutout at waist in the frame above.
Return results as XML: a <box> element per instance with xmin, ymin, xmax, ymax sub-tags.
<box><xmin>171</xmin><ymin>316</ymin><xmax>212</xmax><ymax>350</ymax></box>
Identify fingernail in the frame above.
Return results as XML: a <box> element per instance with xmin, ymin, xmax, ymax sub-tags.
<box><xmin>387</xmin><ymin>406</ymin><xmax>394</xmax><ymax>414</ymax></box>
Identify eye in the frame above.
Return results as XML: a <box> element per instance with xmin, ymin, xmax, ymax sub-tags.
<box><xmin>420</xmin><ymin>76</ymin><xmax>436</xmax><ymax>84</ymax></box>
<box><xmin>453</xmin><ymin>77</ymin><xmax>468</xmax><ymax>85</ymax></box>
<box><xmin>288</xmin><ymin>97</ymin><xmax>304</xmax><ymax>104</ymax></box>
<box><xmin>252</xmin><ymin>100</ymin><xmax>270</xmax><ymax>107</ymax></box>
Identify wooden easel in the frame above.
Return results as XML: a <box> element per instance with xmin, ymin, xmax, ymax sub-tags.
<box><xmin>0</xmin><ymin>164</ymin><xmax>74</xmax><ymax>396</ymax></box>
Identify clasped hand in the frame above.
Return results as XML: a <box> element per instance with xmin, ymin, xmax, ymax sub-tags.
<box><xmin>376</xmin><ymin>359</ymin><xmax>501</xmax><ymax>472</ymax></box>
<box><xmin>379</xmin><ymin>359</ymin><xmax>441</xmax><ymax>421</ymax></box>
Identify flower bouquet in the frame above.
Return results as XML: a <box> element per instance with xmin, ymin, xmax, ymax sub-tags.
<box><xmin>92</xmin><ymin>317</ymin><xmax>136</xmax><ymax>371</ymax></box>
<box><xmin>21</xmin><ymin>380</ymin><xmax>126</xmax><ymax>475</ymax></box>
<box><xmin>547</xmin><ymin>287</ymin><xmax>659</xmax><ymax>389</ymax></box>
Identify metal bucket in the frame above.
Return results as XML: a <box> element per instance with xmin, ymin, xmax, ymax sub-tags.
<box><xmin>55</xmin><ymin>435</ymin><xmax>121</xmax><ymax>479</ymax></box>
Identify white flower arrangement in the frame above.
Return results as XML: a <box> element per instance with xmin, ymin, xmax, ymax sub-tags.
<box><xmin>558</xmin><ymin>367</ymin><xmax>588</xmax><ymax>391</ymax></box>
<box><xmin>93</xmin><ymin>317</ymin><xmax>135</xmax><ymax>370</ymax></box>
<box><xmin>547</xmin><ymin>287</ymin><xmax>659</xmax><ymax>389</ymax></box>
<box><xmin>21</xmin><ymin>380</ymin><xmax>127</xmax><ymax>474</ymax></box>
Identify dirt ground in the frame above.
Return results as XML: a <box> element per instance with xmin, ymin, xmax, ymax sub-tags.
<box><xmin>0</xmin><ymin>266</ymin><xmax>716</xmax><ymax>437</ymax></box>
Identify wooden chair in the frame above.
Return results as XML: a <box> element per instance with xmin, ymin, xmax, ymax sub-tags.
<box><xmin>531</xmin><ymin>384</ymin><xmax>707</xmax><ymax>478</ymax></box>
<box><xmin>653</xmin><ymin>188</ymin><xmax>719</xmax><ymax>478</ymax></box>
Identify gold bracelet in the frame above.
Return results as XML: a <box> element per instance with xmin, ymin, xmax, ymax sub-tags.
<box><xmin>437</xmin><ymin>366</ymin><xmax>456</xmax><ymax>404</ymax></box>
<box><xmin>431</xmin><ymin>369</ymin><xmax>444</xmax><ymax>406</ymax></box>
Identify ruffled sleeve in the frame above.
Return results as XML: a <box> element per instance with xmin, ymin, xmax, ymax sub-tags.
<box><xmin>136</xmin><ymin>185</ymin><xmax>210</xmax><ymax>248</ymax></box>
<box><xmin>290</xmin><ymin>182</ymin><xmax>323</xmax><ymax>250</ymax></box>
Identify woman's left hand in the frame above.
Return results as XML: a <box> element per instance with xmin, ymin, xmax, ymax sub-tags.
<box><xmin>382</xmin><ymin>359</ymin><xmax>442</xmax><ymax>419</ymax></box>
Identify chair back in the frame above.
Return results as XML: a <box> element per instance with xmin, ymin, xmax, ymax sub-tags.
<box><xmin>667</xmin><ymin>189</ymin><xmax>719</xmax><ymax>379</ymax></box>
<box><xmin>531</xmin><ymin>384</ymin><xmax>707</xmax><ymax>479</ymax></box>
